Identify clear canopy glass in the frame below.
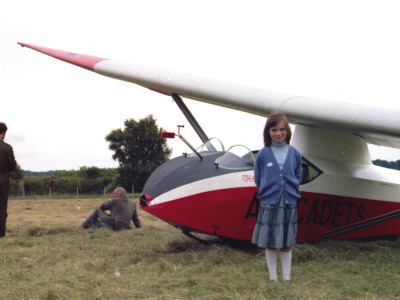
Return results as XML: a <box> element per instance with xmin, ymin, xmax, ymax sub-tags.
<box><xmin>188</xmin><ymin>138</ymin><xmax>225</xmax><ymax>157</ymax></box>
<box><xmin>215</xmin><ymin>145</ymin><xmax>255</xmax><ymax>170</ymax></box>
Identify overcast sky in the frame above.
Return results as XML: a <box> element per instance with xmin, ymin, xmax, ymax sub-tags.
<box><xmin>2</xmin><ymin>0</ymin><xmax>400</xmax><ymax>171</ymax></box>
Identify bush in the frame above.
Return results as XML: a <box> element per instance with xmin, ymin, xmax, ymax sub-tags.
<box><xmin>21</xmin><ymin>167</ymin><xmax>119</xmax><ymax>195</ymax></box>
<box><xmin>24</xmin><ymin>177</ymin><xmax>49</xmax><ymax>195</ymax></box>
<box><xmin>9</xmin><ymin>178</ymin><xmax>22</xmax><ymax>196</ymax></box>
<box><xmin>80</xmin><ymin>178</ymin><xmax>104</xmax><ymax>194</ymax></box>
<box><xmin>52</xmin><ymin>177</ymin><xmax>81</xmax><ymax>194</ymax></box>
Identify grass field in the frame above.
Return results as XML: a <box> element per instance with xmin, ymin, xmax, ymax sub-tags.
<box><xmin>1</xmin><ymin>197</ymin><xmax>400</xmax><ymax>299</ymax></box>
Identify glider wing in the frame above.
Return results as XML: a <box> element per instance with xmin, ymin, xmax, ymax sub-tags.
<box><xmin>18</xmin><ymin>42</ymin><xmax>400</xmax><ymax>148</ymax></box>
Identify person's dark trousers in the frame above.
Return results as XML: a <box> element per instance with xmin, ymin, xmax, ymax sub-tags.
<box><xmin>0</xmin><ymin>181</ymin><xmax>10</xmax><ymax>237</ymax></box>
<box><xmin>82</xmin><ymin>208</ymin><xmax>101</xmax><ymax>229</ymax></box>
<box><xmin>82</xmin><ymin>209</ymin><xmax>112</xmax><ymax>229</ymax></box>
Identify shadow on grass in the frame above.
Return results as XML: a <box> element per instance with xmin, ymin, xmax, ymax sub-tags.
<box><xmin>165</xmin><ymin>233</ymin><xmax>261</xmax><ymax>254</ymax></box>
<box><xmin>218</xmin><ymin>237</ymin><xmax>261</xmax><ymax>253</ymax></box>
<box><xmin>26</xmin><ymin>226</ymin><xmax>75</xmax><ymax>237</ymax></box>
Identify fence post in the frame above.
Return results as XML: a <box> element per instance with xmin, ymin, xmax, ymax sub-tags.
<box><xmin>76</xmin><ymin>187</ymin><xmax>79</xmax><ymax>200</ymax></box>
<box><xmin>132</xmin><ymin>186</ymin><xmax>134</xmax><ymax>199</ymax></box>
<box><xmin>49</xmin><ymin>187</ymin><xmax>52</xmax><ymax>199</ymax></box>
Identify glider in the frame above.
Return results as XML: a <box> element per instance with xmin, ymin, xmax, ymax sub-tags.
<box><xmin>19</xmin><ymin>42</ymin><xmax>400</xmax><ymax>242</ymax></box>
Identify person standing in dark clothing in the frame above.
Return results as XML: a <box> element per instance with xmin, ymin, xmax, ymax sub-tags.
<box><xmin>0</xmin><ymin>123</ymin><xmax>17</xmax><ymax>238</ymax></box>
<box><xmin>82</xmin><ymin>187</ymin><xmax>141</xmax><ymax>230</ymax></box>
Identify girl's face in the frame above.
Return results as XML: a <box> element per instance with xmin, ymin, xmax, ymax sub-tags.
<box><xmin>269</xmin><ymin>120</ymin><xmax>287</xmax><ymax>143</ymax></box>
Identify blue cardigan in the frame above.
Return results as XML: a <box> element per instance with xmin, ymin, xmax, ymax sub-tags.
<box><xmin>254</xmin><ymin>145</ymin><xmax>302</xmax><ymax>205</ymax></box>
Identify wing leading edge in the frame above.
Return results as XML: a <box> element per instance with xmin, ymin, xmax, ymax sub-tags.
<box><xmin>18</xmin><ymin>42</ymin><xmax>400</xmax><ymax>148</ymax></box>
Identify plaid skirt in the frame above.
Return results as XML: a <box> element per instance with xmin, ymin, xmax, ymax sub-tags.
<box><xmin>251</xmin><ymin>197</ymin><xmax>297</xmax><ymax>248</ymax></box>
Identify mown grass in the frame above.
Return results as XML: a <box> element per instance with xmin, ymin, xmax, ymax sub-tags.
<box><xmin>1</xmin><ymin>198</ymin><xmax>399</xmax><ymax>299</ymax></box>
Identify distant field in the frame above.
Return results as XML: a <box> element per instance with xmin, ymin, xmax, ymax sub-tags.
<box><xmin>1</xmin><ymin>198</ymin><xmax>399</xmax><ymax>299</ymax></box>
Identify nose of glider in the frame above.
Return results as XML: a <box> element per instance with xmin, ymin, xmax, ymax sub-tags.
<box><xmin>140</xmin><ymin>193</ymin><xmax>153</xmax><ymax>207</ymax></box>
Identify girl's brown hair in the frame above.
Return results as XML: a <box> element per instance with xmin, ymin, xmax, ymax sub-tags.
<box><xmin>263</xmin><ymin>111</ymin><xmax>292</xmax><ymax>146</ymax></box>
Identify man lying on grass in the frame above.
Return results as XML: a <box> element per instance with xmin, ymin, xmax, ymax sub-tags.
<box><xmin>82</xmin><ymin>187</ymin><xmax>141</xmax><ymax>231</ymax></box>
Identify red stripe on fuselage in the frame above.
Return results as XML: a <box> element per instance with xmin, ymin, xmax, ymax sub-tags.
<box><xmin>18</xmin><ymin>43</ymin><xmax>107</xmax><ymax>71</ymax></box>
<box><xmin>141</xmin><ymin>188</ymin><xmax>400</xmax><ymax>242</ymax></box>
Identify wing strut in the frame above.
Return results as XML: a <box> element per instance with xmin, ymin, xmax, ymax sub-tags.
<box><xmin>324</xmin><ymin>209</ymin><xmax>400</xmax><ymax>238</ymax></box>
<box><xmin>171</xmin><ymin>93</ymin><xmax>209</xmax><ymax>144</ymax></box>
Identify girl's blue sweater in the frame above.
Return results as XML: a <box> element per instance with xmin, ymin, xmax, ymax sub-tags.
<box><xmin>254</xmin><ymin>145</ymin><xmax>302</xmax><ymax>205</ymax></box>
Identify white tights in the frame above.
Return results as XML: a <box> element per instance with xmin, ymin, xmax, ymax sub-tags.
<box><xmin>265</xmin><ymin>249</ymin><xmax>292</xmax><ymax>281</ymax></box>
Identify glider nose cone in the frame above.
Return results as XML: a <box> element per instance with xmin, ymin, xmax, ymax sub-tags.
<box><xmin>140</xmin><ymin>194</ymin><xmax>153</xmax><ymax>208</ymax></box>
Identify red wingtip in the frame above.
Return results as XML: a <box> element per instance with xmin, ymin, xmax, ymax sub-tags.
<box><xmin>18</xmin><ymin>42</ymin><xmax>107</xmax><ymax>71</ymax></box>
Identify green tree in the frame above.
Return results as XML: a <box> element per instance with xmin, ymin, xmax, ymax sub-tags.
<box><xmin>9</xmin><ymin>164</ymin><xmax>23</xmax><ymax>181</ymax></box>
<box><xmin>105</xmin><ymin>115</ymin><xmax>172</xmax><ymax>192</ymax></box>
<box><xmin>78</xmin><ymin>166</ymin><xmax>101</xmax><ymax>179</ymax></box>
<box><xmin>373</xmin><ymin>159</ymin><xmax>400</xmax><ymax>170</ymax></box>
<box><xmin>54</xmin><ymin>170</ymin><xmax>78</xmax><ymax>177</ymax></box>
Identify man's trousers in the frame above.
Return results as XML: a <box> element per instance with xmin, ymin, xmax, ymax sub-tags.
<box><xmin>0</xmin><ymin>181</ymin><xmax>10</xmax><ymax>237</ymax></box>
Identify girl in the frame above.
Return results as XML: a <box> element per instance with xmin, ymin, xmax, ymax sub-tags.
<box><xmin>252</xmin><ymin>111</ymin><xmax>302</xmax><ymax>282</ymax></box>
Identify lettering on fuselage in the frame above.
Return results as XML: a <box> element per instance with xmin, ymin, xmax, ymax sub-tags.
<box><xmin>297</xmin><ymin>197</ymin><xmax>365</xmax><ymax>227</ymax></box>
<box><xmin>244</xmin><ymin>193</ymin><xmax>259</xmax><ymax>219</ymax></box>
<box><xmin>245</xmin><ymin>195</ymin><xmax>365</xmax><ymax>227</ymax></box>
<box><xmin>242</xmin><ymin>175</ymin><xmax>255</xmax><ymax>182</ymax></box>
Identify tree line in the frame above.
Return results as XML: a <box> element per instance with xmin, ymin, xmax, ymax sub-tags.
<box><xmin>372</xmin><ymin>159</ymin><xmax>400</xmax><ymax>170</ymax></box>
<box><xmin>9</xmin><ymin>166</ymin><xmax>119</xmax><ymax>197</ymax></box>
